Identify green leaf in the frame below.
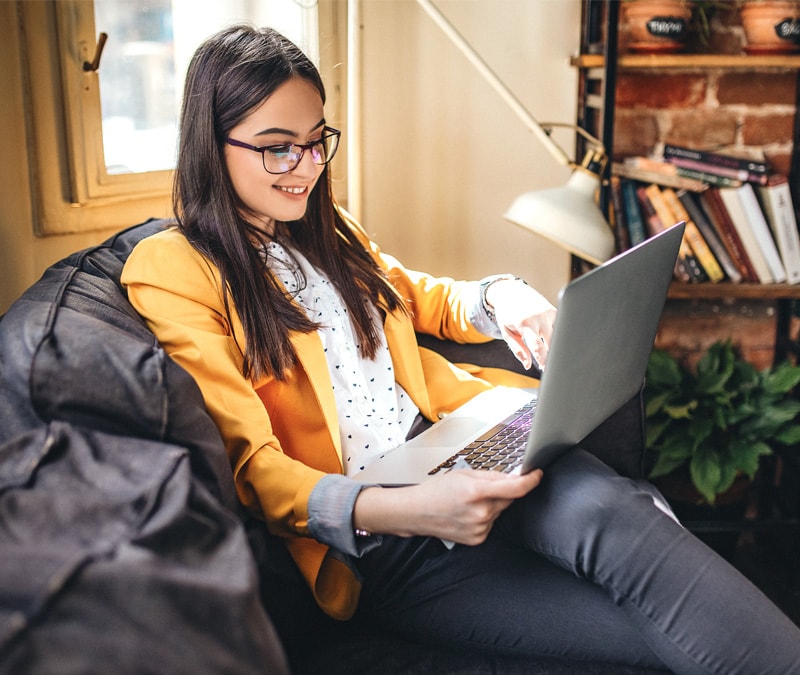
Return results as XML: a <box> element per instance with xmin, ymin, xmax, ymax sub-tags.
<box><xmin>729</xmin><ymin>439</ymin><xmax>770</xmax><ymax>478</ymax></box>
<box><xmin>763</xmin><ymin>363</ymin><xmax>800</xmax><ymax>395</ymax></box>
<box><xmin>741</xmin><ymin>401</ymin><xmax>800</xmax><ymax>437</ymax></box>
<box><xmin>690</xmin><ymin>453</ymin><xmax>723</xmax><ymax>505</ymax></box>
<box><xmin>695</xmin><ymin>371</ymin><xmax>730</xmax><ymax>396</ymax></box>
<box><xmin>645</xmin><ymin>390</ymin><xmax>676</xmax><ymax>417</ymax></box>
<box><xmin>663</xmin><ymin>401</ymin><xmax>697</xmax><ymax>420</ymax></box>
<box><xmin>646</xmin><ymin>349</ymin><xmax>682</xmax><ymax>388</ymax></box>
<box><xmin>645</xmin><ymin>419</ymin><xmax>669</xmax><ymax>447</ymax></box>
<box><xmin>775</xmin><ymin>423</ymin><xmax>800</xmax><ymax>445</ymax></box>
<box><xmin>648</xmin><ymin>434</ymin><xmax>691</xmax><ymax>478</ymax></box>
<box><xmin>649</xmin><ymin>452</ymin><xmax>689</xmax><ymax>479</ymax></box>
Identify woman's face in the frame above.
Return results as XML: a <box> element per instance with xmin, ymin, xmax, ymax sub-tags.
<box><xmin>224</xmin><ymin>77</ymin><xmax>327</xmax><ymax>235</ymax></box>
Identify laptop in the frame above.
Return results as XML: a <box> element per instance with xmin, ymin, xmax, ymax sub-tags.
<box><xmin>353</xmin><ymin>222</ymin><xmax>685</xmax><ymax>485</ymax></box>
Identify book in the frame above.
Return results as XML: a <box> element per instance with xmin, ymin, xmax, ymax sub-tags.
<box><xmin>612</xmin><ymin>161</ymin><xmax>708</xmax><ymax>193</ymax></box>
<box><xmin>664</xmin><ymin>143</ymin><xmax>769</xmax><ymax>185</ymax></box>
<box><xmin>673</xmin><ymin>165</ymin><xmax>743</xmax><ymax>189</ymax></box>
<box><xmin>667</xmin><ymin>156</ymin><xmax>769</xmax><ymax>186</ymax></box>
<box><xmin>625</xmin><ymin>155</ymin><xmax>743</xmax><ymax>188</ymax></box>
<box><xmin>757</xmin><ymin>175</ymin><xmax>800</xmax><ymax>285</ymax></box>
<box><xmin>735</xmin><ymin>183</ymin><xmax>786</xmax><ymax>283</ymax></box>
<box><xmin>638</xmin><ymin>184</ymin><xmax>704</xmax><ymax>282</ymax></box>
<box><xmin>717</xmin><ymin>187</ymin><xmax>779</xmax><ymax>283</ymax></box>
<box><xmin>661</xmin><ymin>187</ymin><xmax>725</xmax><ymax>283</ymax></box>
<box><xmin>700</xmin><ymin>189</ymin><xmax>759</xmax><ymax>283</ymax></box>
<box><xmin>620</xmin><ymin>178</ymin><xmax>648</xmax><ymax>246</ymax></box>
<box><xmin>609</xmin><ymin>175</ymin><xmax>631</xmax><ymax>253</ymax></box>
<box><xmin>677</xmin><ymin>190</ymin><xmax>743</xmax><ymax>283</ymax></box>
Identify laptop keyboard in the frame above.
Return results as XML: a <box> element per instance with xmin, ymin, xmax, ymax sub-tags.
<box><xmin>428</xmin><ymin>399</ymin><xmax>537</xmax><ymax>475</ymax></box>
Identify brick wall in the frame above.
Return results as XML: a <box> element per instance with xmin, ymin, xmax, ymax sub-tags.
<box><xmin>613</xmin><ymin>6</ymin><xmax>799</xmax><ymax>369</ymax></box>
<box><xmin>613</xmin><ymin>2</ymin><xmax>797</xmax><ymax>172</ymax></box>
<box><xmin>656</xmin><ymin>299</ymin><xmax>785</xmax><ymax>371</ymax></box>
<box><xmin>613</xmin><ymin>70</ymin><xmax>797</xmax><ymax>174</ymax></box>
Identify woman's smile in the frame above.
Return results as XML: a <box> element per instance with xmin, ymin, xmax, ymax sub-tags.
<box><xmin>275</xmin><ymin>185</ymin><xmax>309</xmax><ymax>196</ymax></box>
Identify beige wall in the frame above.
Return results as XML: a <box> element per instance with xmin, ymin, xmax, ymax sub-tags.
<box><xmin>0</xmin><ymin>0</ymin><xmax>580</xmax><ymax>314</ymax></box>
<box><xmin>358</xmin><ymin>0</ymin><xmax>580</xmax><ymax>302</ymax></box>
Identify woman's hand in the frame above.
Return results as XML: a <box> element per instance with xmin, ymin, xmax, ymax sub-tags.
<box><xmin>485</xmin><ymin>279</ymin><xmax>557</xmax><ymax>371</ymax></box>
<box><xmin>353</xmin><ymin>467</ymin><xmax>543</xmax><ymax>546</ymax></box>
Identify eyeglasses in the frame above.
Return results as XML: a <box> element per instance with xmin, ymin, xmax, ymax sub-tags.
<box><xmin>226</xmin><ymin>127</ymin><xmax>341</xmax><ymax>174</ymax></box>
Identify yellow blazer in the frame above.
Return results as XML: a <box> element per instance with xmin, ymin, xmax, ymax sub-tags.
<box><xmin>121</xmin><ymin>214</ymin><xmax>537</xmax><ymax>620</ymax></box>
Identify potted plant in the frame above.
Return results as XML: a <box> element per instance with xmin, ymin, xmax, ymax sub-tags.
<box><xmin>739</xmin><ymin>0</ymin><xmax>800</xmax><ymax>54</ymax></box>
<box><xmin>623</xmin><ymin>0</ymin><xmax>696</xmax><ymax>53</ymax></box>
<box><xmin>622</xmin><ymin>1</ymin><xmax>738</xmax><ymax>53</ymax></box>
<box><xmin>645</xmin><ymin>339</ymin><xmax>800</xmax><ymax>506</ymax></box>
<box><xmin>690</xmin><ymin>0</ymin><xmax>742</xmax><ymax>49</ymax></box>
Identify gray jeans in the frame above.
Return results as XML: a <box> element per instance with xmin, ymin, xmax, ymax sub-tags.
<box><xmin>354</xmin><ymin>448</ymin><xmax>800</xmax><ymax>674</ymax></box>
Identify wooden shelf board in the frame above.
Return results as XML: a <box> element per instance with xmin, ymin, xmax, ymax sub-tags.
<box><xmin>571</xmin><ymin>54</ymin><xmax>800</xmax><ymax>70</ymax></box>
<box><xmin>667</xmin><ymin>283</ymin><xmax>800</xmax><ymax>300</ymax></box>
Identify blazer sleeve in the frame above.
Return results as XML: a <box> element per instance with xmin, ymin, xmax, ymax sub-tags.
<box><xmin>121</xmin><ymin>229</ymin><xmax>328</xmax><ymax>538</ymax></box>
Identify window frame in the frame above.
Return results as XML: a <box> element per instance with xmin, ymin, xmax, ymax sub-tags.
<box><xmin>20</xmin><ymin>1</ymin><xmax>173</xmax><ymax>235</ymax></box>
<box><xmin>56</xmin><ymin>0</ymin><xmax>175</xmax><ymax>204</ymax></box>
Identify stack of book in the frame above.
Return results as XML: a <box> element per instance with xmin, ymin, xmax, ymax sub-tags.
<box><xmin>610</xmin><ymin>144</ymin><xmax>800</xmax><ymax>285</ymax></box>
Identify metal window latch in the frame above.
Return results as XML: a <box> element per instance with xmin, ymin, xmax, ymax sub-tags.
<box><xmin>82</xmin><ymin>32</ymin><xmax>108</xmax><ymax>72</ymax></box>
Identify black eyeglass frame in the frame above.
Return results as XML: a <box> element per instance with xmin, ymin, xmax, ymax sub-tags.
<box><xmin>225</xmin><ymin>127</ymin><xmax>341</xmax><ymax>175</ymax></box>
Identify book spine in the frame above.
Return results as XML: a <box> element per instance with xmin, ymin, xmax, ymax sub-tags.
<box><xmin>700</xmin><ymin>189</ymin><xmax>759</xmax><ymax>283</ymax></box>
<box><xmin>664</xmin><ymin>143</ymin><xmax>769</xmax><ymax>176</ymax></box>
<box><xmin>677</xmin><ymin>190</ymin><xmax>742</xmax><ymax>283</ymax></box>
<box><xmin>735</xmin><ymin>183</ymin><xmax>786</xmax><ymax>283</ymax></box>
<box><xmin>640</xmin><ymin>184</ymin><xmax>701</xmax><ymax>282</ymax></box>
<box><xmin>612</xmin><ymin>162</ymin><xmax>708</xmax><ymax>193</ymax></box>
<box><xmin>667</xmin><ymin>156</ymin><xmax>768</xmax><ymax>186</ymax></box>
<box><xmin>757</xmin><ymin>177</ymin><xmax>800</xmax><ymax>285</ymax></box>
<box><xmin>609</xmin><ymin>175</ymin><xmax>631</xmax><ymax>253</ymax></box>
<box><xmin>717</xmin><ymin>187</ymin><xmax>774</xmax><ymax>283</ymax></box>
<box><xmin>673</xmin><ymin>165</ymin><xmax>743</xmax><ymax>188</ymax></box>
<box><xmin>621</xmin><ymin>179</ymin><xmax>647</xmax><ymax>246</ymax></box>
<box><xmin>662</xmin><ymin>188</ymin><xmax>725</xmax><ymax>282</ymax></box>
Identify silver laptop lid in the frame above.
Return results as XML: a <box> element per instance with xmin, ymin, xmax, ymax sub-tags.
<box><xmin>520</xmin><ymin>221</ymin><xmax>684</xmax><ymax>472</ymax></box>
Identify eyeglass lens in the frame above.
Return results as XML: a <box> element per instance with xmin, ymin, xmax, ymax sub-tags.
<box><xmin>264</xmin><ymin>131</ymin><xmax>339</xmax><ymax>174</ymax></box>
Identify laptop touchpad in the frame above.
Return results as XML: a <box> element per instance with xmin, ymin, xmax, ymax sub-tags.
<box><xmin>405</xmin><ymin>416</ymin><xmax>488</xmax><ymax>448</ymax></box>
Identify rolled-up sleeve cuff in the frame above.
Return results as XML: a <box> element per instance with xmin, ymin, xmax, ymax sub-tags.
<box><xmin>466</xmin><ymin>278</ymin><xmax>503</xmax><ymax>339</ymax></box>
<box><xmin>307</xmin><ymin>473</ymin><xmax>383</xmax><ymax>557</ymax></box>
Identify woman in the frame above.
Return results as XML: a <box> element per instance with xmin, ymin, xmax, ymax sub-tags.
<box><xmin>122</xmin><ymin>24</ymin><xmax>800</xmax><ymax>673</ymax></box>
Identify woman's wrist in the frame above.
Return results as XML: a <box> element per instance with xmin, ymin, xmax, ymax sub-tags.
<box><xmin>480</xmin><ymin>275</ymin><xmax>527</xmax><ymax>323</ymax></box>
<box><xmin>353</xmin><ymin>485</ymin><xmax>420</xmax><ymax>538</ymax></box>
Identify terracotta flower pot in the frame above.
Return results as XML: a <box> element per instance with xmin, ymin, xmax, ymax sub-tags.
<box><xmin>741</xmin><ymin>1</ymin><xmax>800</xmax><ymax>54</ymax></box>
<box><xmin>623</xmin><ymin>0</ymin><xmax>694</xmax><ymax>53</ymax></box>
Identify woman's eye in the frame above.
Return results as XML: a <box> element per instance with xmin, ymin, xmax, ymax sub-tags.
<box><xmin>267</xmin><ymin>145</ymin><xmax>294</xmax><ymax>157</ymax></box>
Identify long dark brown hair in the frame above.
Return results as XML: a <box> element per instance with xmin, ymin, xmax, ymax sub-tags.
<box><xmin>173</xmin><ymin>25</ymin><xmax>405</xmax><ymax>380</ymax></box>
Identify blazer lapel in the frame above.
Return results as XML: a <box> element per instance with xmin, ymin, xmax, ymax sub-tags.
<box><xmin>291</xmin><ymin>331</ymin><xmax>343</xmax><ymax>464</ymax></box>
<box><xmin>383</xmin><ymin>311</ymin><xmax>432</xmax><ymax>416</ymax></box>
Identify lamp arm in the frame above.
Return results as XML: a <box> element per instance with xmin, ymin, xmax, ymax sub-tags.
<box><xmin>415</xmin><ymin>0</ymin><xmax>576</xmax><ymax>168</ymax></box>
<box><xmin>539</xmin><ymin>122</ymin><xmax>608</xmax><ymax>176</ymax></box>
<box><xmin>540</xmin><ymin>122</ymin><xmax>602</xmax><ymax>151</ymax></box>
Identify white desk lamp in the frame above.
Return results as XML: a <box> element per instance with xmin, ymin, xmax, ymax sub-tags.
<box><xmin>416</xmin><ymin>0</ymin><xmax>615</xmax><ymax>265</ymax></box>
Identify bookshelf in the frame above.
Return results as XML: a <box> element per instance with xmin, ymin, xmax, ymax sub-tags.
<box><xmin>667</xmin><ymin>282</ymin><xmax>800</xmax><ymax>301</ymax></box>
<box><xmin>572</xmin><ymin>53</ymin><xmax>800</xmax><ymax>70</ymax></box>
<box><xmin>574</xmin><ymin>0</ymin><xmax>800</xmax><ymax>365</ymax></box>
<box><xmin>574</xmin><ymin>0</ymin><xmax>800</xmax><ymax>544</ymax></box>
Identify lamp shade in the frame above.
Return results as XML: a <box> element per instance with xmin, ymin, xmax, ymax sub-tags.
<box><xmin>504</xmin><ymin>170</ymin><xmax>615</xmax><ymax>265</ymax></box>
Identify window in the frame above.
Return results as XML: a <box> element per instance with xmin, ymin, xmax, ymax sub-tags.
<box><xmin>20</xmin><ymin>0</ymin><xmax>326</xmax><ymax>235</ymax></box>
<box><xmin>93</xmin><ymin>0</ymin><xmax>317</xmax><ymax>176</ymax></box>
